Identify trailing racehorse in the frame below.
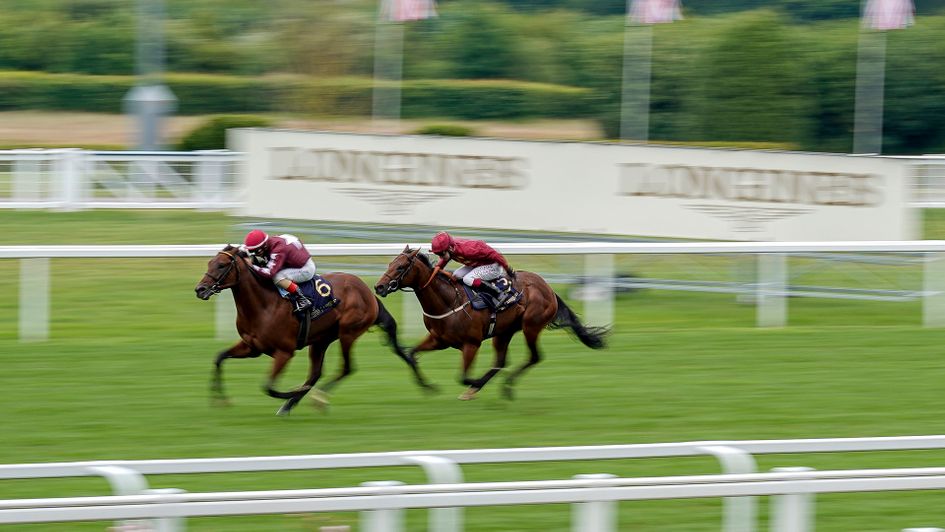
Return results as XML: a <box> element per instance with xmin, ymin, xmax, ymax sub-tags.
<box><xmin>195</xmin><ymin>245</ymin><xmax>434</xmax><ymax>415</ymax></box>
<box><xmin>375</xmin><ymin>247</ymin><xmax>609</xmax><ymax>400</ymax></box>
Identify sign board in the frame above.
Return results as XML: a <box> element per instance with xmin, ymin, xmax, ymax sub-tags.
<box><xmin>232</xmin><ymin>129</ymin><xmax>917</xmax><ymax>241</ymax></box>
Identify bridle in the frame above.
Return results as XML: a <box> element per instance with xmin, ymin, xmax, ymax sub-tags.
<box><xmin>381</xmin><ymin>250</ymin><xmax>470</xmax><ymax>319</ymax></box>
<box><xmin>380</xmin><ymin>250</ymin><xmax>423</xmax><ymax>294</ymax></box>
<box><xmin>204</xmin><ymin>250</ymin><xmax>241</xmax><ymax>294</ymax></box>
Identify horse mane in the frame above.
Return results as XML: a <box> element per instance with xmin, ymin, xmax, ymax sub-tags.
<box><xmin>416</xmin><ymin>250</ymin><xmax>435</xmax><ymax>269</ymax></box>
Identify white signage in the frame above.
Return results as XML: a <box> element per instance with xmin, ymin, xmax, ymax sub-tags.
<box><xmin>232</xmin><ymin>129</ymin><xmax>917</xmax><ymax>241</ymax></box>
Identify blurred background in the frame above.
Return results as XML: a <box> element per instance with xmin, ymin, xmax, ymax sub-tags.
<box><xmin>4</xmin><ymin>1</ymin><xmax>945</xmax><ymax>531</ymax></box>
<box><xmin>0</xmin><ymin>0</ymin><xmax>942</xmax><ymax>152</ymax></box>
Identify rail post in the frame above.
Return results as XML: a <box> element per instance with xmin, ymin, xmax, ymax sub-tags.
<box><xmin>572</xmin><ymin>473</ymin><xmax>617</xmax><ymax>532</ymax></box>
<box><xmin>359</xmin><ymin>481</ymin><xmax>404</xmax><ymax>532</ymax></box>
<box><xmin>770</xmin><ymin>466</ymin><xmax>815</xmax><ymax>532</ymax></box>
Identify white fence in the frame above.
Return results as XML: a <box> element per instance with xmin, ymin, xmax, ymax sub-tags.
<box><xmin>3</xmin><ymin>241</ymin><xmax>945</xmax><ymax>341</ymax></box>
<box><xmin>3</xmin><ymin>436</ymin><xmax>945</xmax><ymax>531</ymax></box>
<box><xmin>0</xmin><ymin>149</ymin><xmax>242</xmax><ymax>210</ymax></box>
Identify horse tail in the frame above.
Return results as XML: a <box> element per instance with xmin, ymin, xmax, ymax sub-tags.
<box><xmin>548</xmin><ymin>294</ymin><xmax>610</xmax><ymax>349</ymax></box>
<box><xmin>374</xmin><ymin>297</ymin><xmax>437</xmax><ymax>392</ymax></box>
<box><xmin>374</xmin><ymin>297</ymin><xmax>411</xmax><ymax>361</ymax></box>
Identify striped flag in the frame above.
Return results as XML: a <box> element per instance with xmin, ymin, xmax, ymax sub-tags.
<box><xmin>863</xmin><ymin>0</ymin><xmax>914</xmax><ymax>30</ymax></box>
<box><xmin>630</xmin><ymin>0</ymin><xmax>683</xmax><ymax>24</ymax></box>
<box><xmin>380</xmin><ymin>0</ymin><xmax>437</xmax><ymax>22</ymax></box>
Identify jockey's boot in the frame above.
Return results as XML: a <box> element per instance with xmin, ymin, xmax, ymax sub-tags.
<box><xmin>290</xmin><ymin>292</ymin><xmax>313</xmax><ymax>313</ymax></box>
<box><xmin>478</xmin><ymin>280</ymin><xmax>510</xmax><ymax>306</ymax></box>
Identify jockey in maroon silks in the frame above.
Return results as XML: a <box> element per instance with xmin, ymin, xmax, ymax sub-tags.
<box><xmin>430</xmin><ymin>231</ymin><xmax>514</xmax><ymax>305</ymax></box>
<box><xmin>242</xmin><ymin>229</ymin><xmax>315</xmax><ymax>312</ymax></box>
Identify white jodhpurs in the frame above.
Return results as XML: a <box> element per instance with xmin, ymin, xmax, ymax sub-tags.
<box><xmin>273</xmin><ymin>258</ymin><xmax>316</xmax><ymax>284</ymax></box>
<box><xmin>454</xmin><ymin>263</ymin><xmax>506</xmax><ymax>287</ymax></box>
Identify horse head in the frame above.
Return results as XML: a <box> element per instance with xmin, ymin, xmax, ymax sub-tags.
<box><xmin>195</xmin><ymin>245</ymin><xmax>245</xmax><ymax>300</ymax></box>
<box><xmin>375</xmin><ymin>246</ymin><xmax>437</xmax><ymax>297</ymax></box>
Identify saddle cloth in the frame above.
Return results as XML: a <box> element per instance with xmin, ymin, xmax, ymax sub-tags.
<box><xmin>278</xmin><ymin>274</ymin><xmax>340</xmax><ymax>320</ymax></box>
<box><xmin>461</xmin><ymin>277</ymin><xmax>522</xmax><ymax>311</ymax></box>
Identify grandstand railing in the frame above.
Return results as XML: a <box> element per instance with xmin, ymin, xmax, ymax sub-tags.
<box><xmin>2</xmin><ymin>241</ymin><xmax>945</xmax><ymax>342</ymax></box>
<box><xmin>2</xmin><ymin>436</ymin><xmax>945</xmax><ymax>532</ymax></box>
<box><xmin>0</xmin><ymin>149</ymin><xmax>242</xmax><ymax>210</ymax></box>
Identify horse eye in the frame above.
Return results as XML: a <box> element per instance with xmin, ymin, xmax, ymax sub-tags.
<box><xmin>216</xmin><ymin>263</ymin><xmax>225</xmax><ymax>269</ymax></box>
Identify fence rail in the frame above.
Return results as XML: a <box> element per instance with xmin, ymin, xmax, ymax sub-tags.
<box><xmin>3</xmin><ymin>436</ymin><xmax>945</xmax><ymax>532</ymax></box>
<box><xmin>4</xmin><ymin>241</ymin><xmax>945</xmax><ymax>341</ymax></box>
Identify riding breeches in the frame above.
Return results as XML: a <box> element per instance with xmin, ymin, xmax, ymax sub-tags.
<box><xmin>454</xmin><ymin>263</ymin><xmax>506</xmax><ymax>286</ymax></box>
<box><xmin>273</xmin><ymin>258</ymin><xmax>316</xmax><ymax>284</ymax></box>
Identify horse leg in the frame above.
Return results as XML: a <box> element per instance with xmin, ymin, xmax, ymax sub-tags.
<box><xmin>263</xmin><ymin>349</ymin><xmax>297</xmax><ymax>401</ymax></box>
<box><xmin>210</xmin><ymin>340</ymin><xmax>260</xmax><ymax>406</ymax></box>
<box><xmin>457</xmin><ymin>341</ymin><xmax>483</xmax><ymax>401</ymax></box>
<box><xmin>503</xmin><ymin>326</ymin><xmax>544</xmax><ymax>400</ymax></box>
<box><xmin>277</xmin><ymin>343</ymin><xmax>328</xmax><ymax>416</ymax></box>
<box><xmin>469</xmin><ymin>332</ymin><xmax>514</xmax><ymax>394</ymax></box>
<box><xmin>409</xmin><ymin>333</ymin><xmax>450</xmax><ymax>360</ymax></box>
<box><xmin>316</xmin><ymin>333</ymin><xmax>357</xmax><ymax>395</ymax></box>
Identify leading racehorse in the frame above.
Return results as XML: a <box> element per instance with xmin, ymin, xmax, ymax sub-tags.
<box><xmin>195</xmin><ymin>245</ymin><xmax>434</xmax><ymax>415</ymax></box>
<box><xmin>375</xmin><ymin>247</ymin><xmax>609</xmax><ymax>400</ymax></box>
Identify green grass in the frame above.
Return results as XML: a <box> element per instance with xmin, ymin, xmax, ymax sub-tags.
<box><xmin>2</xmin><ymin>210</ymin><xmax>945</xmax><ymax>531</ymax></box>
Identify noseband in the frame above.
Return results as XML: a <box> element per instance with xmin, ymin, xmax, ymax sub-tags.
<box><xmin>204</xmin><ymin>250</ymin><xmax>240</xmax><ymax>293</ymax></box>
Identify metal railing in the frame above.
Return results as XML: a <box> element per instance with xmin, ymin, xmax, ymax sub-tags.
<box><xmin>3</xmin><ymin>436</ymin><xmax>945</xmax><ymax>532</ymax></box>
<box><xmin>0</xmin><ymin>149</ymin><xmax>242</xmax><ymax>210</ymax></box>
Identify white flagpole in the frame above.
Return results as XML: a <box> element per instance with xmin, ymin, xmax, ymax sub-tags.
<box><xmin>853</xmin><ymin>0</ymin><xmax>915</xmax><ymax>154</ymax></box>
<box><xmin>853</xmin><ymin>28</ymin><xmax>886</xmax><ymax>154</ymax></box>
<box><xmin>621</xmin><ymin>23</ymin><xmax>652</xmax><ymax>142</ymax></box>
<box><xmin>620</xmin><ymin>0</ymin><xmax>681</xmax><ymax>143</ymax></box>
<box><xmin>372</xmin><ymin>20</ymin><xmax>406</xmax><ymax>130</ymax></box>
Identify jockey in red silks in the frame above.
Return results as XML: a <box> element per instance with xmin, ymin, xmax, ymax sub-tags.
<box><xmin>242</xmin><ymin>229</ymin><xmax>315</xmax><ymax>312</ymax></box>
<box><xmin>430</xmin><ymin>231</ymin><xmax>514</xmax><ymax>305</ymax></box>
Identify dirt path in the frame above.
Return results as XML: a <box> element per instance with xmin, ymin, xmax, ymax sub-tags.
<box><xmin>0</xmin><ymin>112</ymin><xmax>602</xmax><ymax>148</ymax></box>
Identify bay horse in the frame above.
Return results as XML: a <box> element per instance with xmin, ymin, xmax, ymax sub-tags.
<box><xmin>195</xmin><ymin>245</ymin><xmax>433</xmax><ymax>416</ymax></box>
<box><xmin>374</xmin><ymin>247</ymin><xmax>609</xmax><ymax>400</ymax></box>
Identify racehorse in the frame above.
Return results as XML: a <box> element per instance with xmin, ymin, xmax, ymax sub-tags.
<box><xmin>195</xmin><ymin>245</ymin><xmax>434</xmax><ymax>416</ymax></box>
<box><xmin>374</xmin><ymin>247</ymin><xmax>609</xmax><ymax>400</ymax></box>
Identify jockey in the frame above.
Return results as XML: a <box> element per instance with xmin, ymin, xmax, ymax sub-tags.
<box><xmin>242</xmin><ymin>229</ymin><xmax>315</xmax><ymax>313</ymax></box>
<box><xmin>430</xmin><ymin>231</ymin><xmax>514</xmax><ymax>306</ymax></box>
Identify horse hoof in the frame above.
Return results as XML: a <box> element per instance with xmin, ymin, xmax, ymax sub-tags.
<box><xmin>276</xmin><ymin>404</ymin><xmax>293</xmax><ymax>416</ymax></box>
<box><xmin>502</xmin><ymin>385</ymin><xmax>515</xmax><ymax>401</ymax></box>
<box><xmin>211</xmin><ymin>397</ymin><xmax>232</xmax><ymax>408</ymax></box>
<box><xmin>310</xmin><ymin>390</ymin><xmax>331</xmax><ymax>412</ymax></box>
<box><xmin>422</xmin><ymin>383</ymin><xmax>440</xmax><ymax>395</ymax></box>
<box><xmin>458</xmin><ymin>388</ymin><xmax>479</xmax><ymax>401</ymax></box>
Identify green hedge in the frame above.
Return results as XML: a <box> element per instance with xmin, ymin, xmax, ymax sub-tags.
<box><xmin>0</xmin><ymin>71</ymin><xmax>597</xmax><ymax>120</ymax></box>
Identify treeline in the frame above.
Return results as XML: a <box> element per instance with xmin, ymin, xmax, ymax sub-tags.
<box><xmin>0</xmin><ymin>1</ymin><xmax>944</xmax><ymax>153</ymax></box>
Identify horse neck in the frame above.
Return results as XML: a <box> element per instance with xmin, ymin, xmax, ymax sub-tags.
<box><xmin>412</xmin><ymin>271</ymin><xmax>462</xmax><ymax>312</ymax></box>
<box><xmin>230</xmin><ymin>264</ymin><xmax>280</xmax><ymax>320</ymax></box>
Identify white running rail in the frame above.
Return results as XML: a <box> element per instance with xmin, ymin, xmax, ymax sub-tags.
<box><xmin>3</xmin><ymin>437</ymin><xmax>945</xmax><ymax>532</ymax></box>
<box><xmin>4</xmin><ymin>241</ymin><xmax>945</xmax><ymax>341</ymax></box>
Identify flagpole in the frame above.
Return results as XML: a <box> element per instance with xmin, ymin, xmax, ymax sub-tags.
<box><xmin>620</xmin><ymin>23</ymin><xmax>653</xmax><ymax>142</ymax></box>
<box><xmin>853</xmin><ymin>12</ymin><xmax>887</xmax><ymax>154</ymax></box>
<box><xmin>372</xmin><ymin>20</ymin><xmax>406</xmax><ymax>130</ymax></box>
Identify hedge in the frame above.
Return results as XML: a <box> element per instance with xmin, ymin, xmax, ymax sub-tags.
<box><xmin>0</xmin><ymin>71</ymin><xmax>597</xmax><ymax>120</ymax></box>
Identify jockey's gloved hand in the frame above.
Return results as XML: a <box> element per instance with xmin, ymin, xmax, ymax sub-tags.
<box><xmin>252</xmin><ymin>254</ymin><xmax>267</xmax><ymax>266</ymax></box>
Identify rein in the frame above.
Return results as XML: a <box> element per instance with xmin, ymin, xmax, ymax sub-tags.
<box><xmin>420</xmin><ymin>300</ymin><xmax>470</xmax><ymax>319</ymax></box>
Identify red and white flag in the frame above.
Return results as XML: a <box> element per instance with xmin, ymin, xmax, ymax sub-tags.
<box><xmin>381</xmin><ymin>0</ymin><xmax>437</xmax><ymax>22</ymax></box>
<box><xmin>630</xmin><ymin>0</ymin><xmax>683</xmax><ymax>24</ymax></box>
<box><xmin>863</xmin><ymin>0</ymin><xmax>914</xmax><ymax>30</ymax></box>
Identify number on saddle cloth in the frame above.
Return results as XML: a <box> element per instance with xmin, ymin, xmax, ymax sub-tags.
<box><xmin>278</xmin><ymin>275</ymin><xmax>340</xmax><ymax>318</ymax></box>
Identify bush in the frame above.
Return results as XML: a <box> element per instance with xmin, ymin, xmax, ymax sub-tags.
<box><xmin>412</xmin><ymin>124</ymin><xmax>475</xmax><ymax>136</ymax></box>
<box><xmin>175</xmin><ymin>115</ymin><xmax>273</xmax><ymax>151</ymax></box>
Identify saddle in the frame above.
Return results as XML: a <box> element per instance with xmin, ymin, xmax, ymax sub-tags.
<box><xmin>278</xmin><ymin>275</ymin><xmax>341</xmax><ymax>349</ymax></box>
<box><xmin>461</xmin><ymin>277</ymin><xmax>522</xmax><ymax>312</ymax></box>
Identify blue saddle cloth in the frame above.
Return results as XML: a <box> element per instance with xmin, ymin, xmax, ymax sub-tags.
<box><xmin>461</xmin><ymin>277</ymin><xmax>522</xmax><ymax>311</ymax></box>
<box><xmin>278</xmin><ymin>274</ymin><xmax>340</xmax><ymax>319</ymax></box>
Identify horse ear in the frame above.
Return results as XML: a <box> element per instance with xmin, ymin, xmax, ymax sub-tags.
<box><xmin>403</xmin><ymin>245</ymin><xmax>411</xmax><ymax>253</ymax></box>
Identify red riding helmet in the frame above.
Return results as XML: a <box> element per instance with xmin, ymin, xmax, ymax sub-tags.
<box><xmin>431</xmin><ymin>231</ymin><xmax>454</xmax><ymax>254</ymax></box>
<box><xmin>243</xmin><ymin>229</ymin><xmax>269</xmax><ymax>251</ymax></box>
